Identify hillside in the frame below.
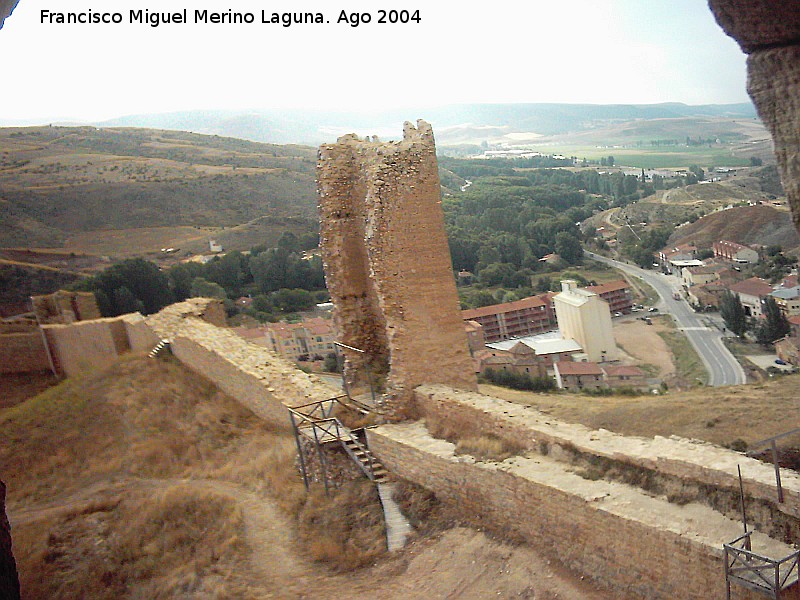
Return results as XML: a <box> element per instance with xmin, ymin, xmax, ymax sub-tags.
<box><xmin>89</xmin><ymin>102</ymin><xmax>758</xmax><ymax>145</ymax></box>
<box><xmin>1</xmin><ymin>355</ymin><xmax>610</xmax><ymax>599</ymax></box>
<box><xmin>668</xmin><ymin>204</ymin><xmax>800</xmax><ymax>251</ymax></box>
<box><xmin>0</xmin><ymin>127</ymin><xmax>318</xmax><ymax>252</ymax></box>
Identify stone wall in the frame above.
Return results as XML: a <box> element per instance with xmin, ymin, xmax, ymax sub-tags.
<box><xmin>32</xmin><ymin>291</ymin><xmax>101</xmax><ymax>324</ymax></box>
<box><xmin>709</xmin><ymin>0</ymin><xmax>800</xmax><ymax>230</ymax></box>
<box><xmin>0</xmin><ymin>331</ymin><xmax>49</xmax><ymax>374</ymax></box>
<box><xmin>42</xmin><ymin>317</ymin><xmax>131</xmax><ymax>377</ymax></box>
<box><xmin>318</xmin><ymin>121</ymin><xmax>477</xmax><ymax>417</ymax></box>
<box><xmin>368</xmin><ymin>422</ymin><xmax>796</xmax><ymax>600</ymax></box>
<box><xmin>414</xmin><ymin>385</ymin><xmax>800</xmax><ymax>539</ymax></box>
<box><xmin>170</xmin><ymin>318</ymin><xmax>337</xmax><ymax>428</ymax></box>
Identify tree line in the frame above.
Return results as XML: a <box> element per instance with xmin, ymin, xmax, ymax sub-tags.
<box><xmin>73</xmin><ymin>231</ymin><xmax>328</xmax><ymax>320</ymax></box>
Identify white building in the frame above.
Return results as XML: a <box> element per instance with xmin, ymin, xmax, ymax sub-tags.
<box><xmin>553</xmin><ymin>280</ymin><xmax>618</xmax><ymax>362</ymax></box>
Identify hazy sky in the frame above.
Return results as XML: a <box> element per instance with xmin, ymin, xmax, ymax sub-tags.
<box><xmin>1</xmin><ymin>0</ymin><xmax>749</xmax><ymax>123</ymax></box>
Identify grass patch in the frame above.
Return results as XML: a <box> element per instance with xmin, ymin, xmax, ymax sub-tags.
<box><xmin>296</xmin><ymin>481</ymin><xmax>386</xmax><ymax>572</ymax></box>
<box><xmin>655</xmin><ymin>315</ymin><xmax>708</xmax><ymax>386</ymax></box>
<box><xmin>455</xmin><ymin>435</ymin><xmax>524</xmax><ymax>462</ymax></box>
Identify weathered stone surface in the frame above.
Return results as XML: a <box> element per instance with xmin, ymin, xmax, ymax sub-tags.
<box><xmin>746</xmin><ymin>46</ymin><xmax>800</xmax><ymax>230</ymax></box>
<box><xmin>317</xmin><ymin>121</ymin><xmax>477</xmax><ymax>417</ymax></box>
<box><xmin>368</xmin><ymin>422</ymin><xmax>788</xmax><ymax>600</ymax></box>
<box><xmin>708</xmin><ymin>1</ymin><xmax>800</xmax><ymax>53</ymax></box>
<box><xmin>709</xmin><ymin>1</ymin><xmax>800</xmax><ymax>230</ymax></box>
<box><xmin>0</xmin><ymin>480</ymin><xmax>20</xmax><ymax>600</ymax></box>
<box><xmin>0</xmin><ymin>0</ymin><xmax>19</xmax><ymax>30</ymax></box>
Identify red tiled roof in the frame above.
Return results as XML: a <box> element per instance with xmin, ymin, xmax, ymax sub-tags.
<box><xmin>585</xmin><ymin>279</ymin><xmax>630</xmax><ymax>294</ymax></box>
<box><xmin>556</xmin><ymin>361</ymin><xmax>604</xmax><ymax>376</ymax></box>
<box><xmin>233</xmin><ymin>327</ymin><xmax>266</xmax><ymax>340</ymax></box>
<box><xmin>715</xmin><ymin>240</ymin><xmax>749</xmax><ymax>252</ymax></box>
<box><xmin>462</xmin><ymin>295</ymin><xmax>548</xmax><ymax>320</ymax></box>
<box><xmin>729</xmin><ymin>277</ymin><xmax>772</xmax><ymax>298</ymax></box>
<box><xmin>603</xmin><ymin>365</ymin><xmax>644</xmax><ymax>377</ymax></box>
<box><xmin>303</xmin><ymin>316</ymin><xmax>333</xmax><ymax>336</ymax></box>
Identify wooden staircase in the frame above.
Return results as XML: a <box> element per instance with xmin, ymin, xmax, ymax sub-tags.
<box><xmin>288</xmin><ymin>396</ymin><xmax>411</xmax><ymax>551</ymax></box>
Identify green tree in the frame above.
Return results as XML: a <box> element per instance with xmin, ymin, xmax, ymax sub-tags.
<box><xmin>720</xmin><ymin>291</ymin><xmax>748</xmax><ymax>337</ymax></box>
<box><xmin>190</xmin><ymin>277</ymin><xmax>227</xmax><ymax>299</ymax></box>
<box><xmin>554</xmin><ymin>231</ymin><xmax>583</xmax><ymax>265</ymax></box>
<box><xmin>78</xmin><ymin>258</ymin><xmax>174</xmax><ymax>316</ymax></box>
<box><xmin>754</xmin><ymin>296</ymin><xmax>790</xmax><ymax>345</ymax></box>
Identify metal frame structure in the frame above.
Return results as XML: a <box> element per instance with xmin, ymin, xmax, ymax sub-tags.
<box><xmin>724</xmin><ymin>532</ymin><xmax>799</xmax><ymax>599</ymax></box>
<box><xmin>747</xmin><ymin>428</ymin><xmax>800</xmax><ymax>504</ymax></box>
<box><xmin>288</xmin><ymin>396</ymin><xmax>387</xmax><ymax>495</ymax></box>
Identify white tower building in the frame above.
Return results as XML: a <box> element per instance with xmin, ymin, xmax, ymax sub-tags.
<box><xmin>553</xmin><ymin>280</ymin><xmax>618</xmax><ymax>362</ymax></box>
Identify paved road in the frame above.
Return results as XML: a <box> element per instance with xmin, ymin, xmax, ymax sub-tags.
<box><xmin>586</xmin><ymin>251</ymin><xmax>747</xmax><ymax>386</ymax></box>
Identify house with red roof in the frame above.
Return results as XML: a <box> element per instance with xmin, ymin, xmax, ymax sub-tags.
<box><xmin>728</xmin><ymin>277</ymin><xmax>773</xmax><ymax>317</ymax></box>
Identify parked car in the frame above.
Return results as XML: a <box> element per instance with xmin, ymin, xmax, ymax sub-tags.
<box><xmin>775</xmin><ymin>358</ymin><xmax>788</xmax><ymax>365</ymax></box>
<box><xmin>648</xmin><ymin>307</ymin><xmax>659</xmax><ymax>312</ymax></box>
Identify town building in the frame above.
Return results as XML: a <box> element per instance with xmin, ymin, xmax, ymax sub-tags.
<box><xmin>769</xmin><ymin>286</ymin><xmax>800</xmax><ymax>317</ymax></box>
<box><xmin>728</xmin><ymin>277</ymin><xmax>773</xmax><ymax>317</ymax></box>
<box><xmin>477</xmin><ymin>342</ymin><xmax>547</xmax><ymax>378</ymax></box>
<box><xmin>234</xmin><ymin>316</ymin><xmax>336</xmax><ymax>362</ymax></box>
<box><xmin>553</xmin><ymin>361</ymin><xmax>605</xmax><ymax>391</ymax></box>
<box><xmin>585</xmin><ymin>279</ymin><xmax>634</xmax><ymax>314</ymax></box>
<box><xmin>681</xmin><ymin>263</ymin><xmax>731</xmax><ymax>288</ymax></box>
<box><xmin>461</xmin><ymin>294</ymin><xmax>555</xmax><ymax>343</ymax></box>
<box><xmin>554</xmin><ymin>362</ymin><xmax>648</xmax><ymax>392</ymax></box>
<box><xmin>553</xmin><ymin>280</ymin><xmax>618</xmax><ymax>362</ymax></box>
<box><xmin>602</xmin><ymin>365</ymin><xmax>648</xmax><ymax>391</ymax></box>
<box><xmin>657</xmin><ymin>243</ymin><xmax>698</xmax><ymax>271</ymax></box>
<box><xmin>485</xmin><ymin>331</ymin><xmax>582</xmax><ymax>368</ymax></box>
<box><xmin>713</xmin><ymin>240</ymin><xmax>759</xmax><ymax>264</ymax></box>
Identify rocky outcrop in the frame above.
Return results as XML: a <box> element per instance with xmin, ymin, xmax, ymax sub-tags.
<box><xmin>0</xmin><ymin>0</ymin><xmax>19</xmax><ymax>30</ymax></box>
<box><xmin>709</xmin><ymin>0</ymin><xmax>800</xmax><ymax>230</ymax></box>
<box><xmin>0</xmin><ymin>480</ymin><xmax>20</xmax><ymax>600</ymax></box>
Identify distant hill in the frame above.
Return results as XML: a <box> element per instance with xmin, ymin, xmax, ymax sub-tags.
<box><xmin>668</xmin><ymin>205</ymin><xmax>800</xmax><ymax>251</ymax></box>
<box><xmin>88</xmin><ymin>102</ymin><xmax>759</xmax><ymax>146</ymax></box>
<box><xmin>0</xmin><ymin>127</ymin><xmax>318</xmax><ymax>252</ymax></box>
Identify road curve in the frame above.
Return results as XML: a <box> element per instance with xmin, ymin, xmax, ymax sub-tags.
<box><xmin>586</xmin><ymin>251</ymin><xmax>747</xmax><ymax>386</ymax></box>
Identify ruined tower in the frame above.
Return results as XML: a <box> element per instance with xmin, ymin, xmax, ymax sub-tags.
<box><xmin>317</xmin><ymin>120</ymin><xmax>478</xmax><ymax>416</ymax></box>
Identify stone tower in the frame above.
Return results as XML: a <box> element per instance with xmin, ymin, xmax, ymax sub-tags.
<box><xmin>317</xmin><ymin>120</ymin><xmax>477</xmax><ymax>417</ymax></box>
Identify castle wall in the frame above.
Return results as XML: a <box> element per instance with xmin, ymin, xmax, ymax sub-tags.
<box><xmin>318</xmin><ymin>121</ymin><xmax>477</xmax><ymax>415</ymax></box>
<box><xmin>42</xmin><ymin>317</ymin><xmax>131</xmax><ymax>377</ymax></box>
<box><xmin>0</xmin><ymin>332</ymin><xmax>49</xmax><ymax>374</ymax></box>
<box><xmin>367</xmin><ymin>422</ymin><xmax>795</xmax><ymax>600</ymax></box>
<box><xmin>414</xmin><ymin>385</ymin><xmax>800</xmax><ymax>538</ymax></box>
<box><xmin>169</xmin><ymin>318</ymin><xmax>337</xmax><ymax>429</ymax></box>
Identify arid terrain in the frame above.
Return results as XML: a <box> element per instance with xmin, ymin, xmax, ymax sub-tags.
<box><xmin>2</xmin><ymin>355</ymin><xmax>613</xmax><ymax>599</ymax></box>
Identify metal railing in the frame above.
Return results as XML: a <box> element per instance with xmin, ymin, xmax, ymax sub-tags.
<box><xmin>288</xmin><ymin>396</ymin><xmax>383</xmax><ymax>494</ymax></box>
<box><xmin>724</xmin><ymin>532</ymin><xmax>800</xmax><ymax>599</ymax></box>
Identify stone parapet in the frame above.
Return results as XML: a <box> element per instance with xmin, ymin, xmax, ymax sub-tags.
<box><xmin>368</xmin><ymin>421</ymin><xmax>796</xmax><ymax>600</ymax></box>
<box><xmin>414</xmin><ymin>384</ymin><xmax>800</xmax><ymax>539</ymax></box>
<box><xmin>170</xmin><ymin>317</ymin><xmax>337</xmax><ymax>427</ymax></box>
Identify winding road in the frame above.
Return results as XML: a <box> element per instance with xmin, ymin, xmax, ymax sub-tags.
<box><xmin>586</xmin><ymin>250</ymin><xmax>747</xmax><ymax>386</ymax></box>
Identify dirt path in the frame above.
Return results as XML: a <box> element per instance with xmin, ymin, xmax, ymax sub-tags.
<box><xmin>11</xmin><ymin>477</ymin><xmax>615</xmax><ymax>599</ymax></box>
